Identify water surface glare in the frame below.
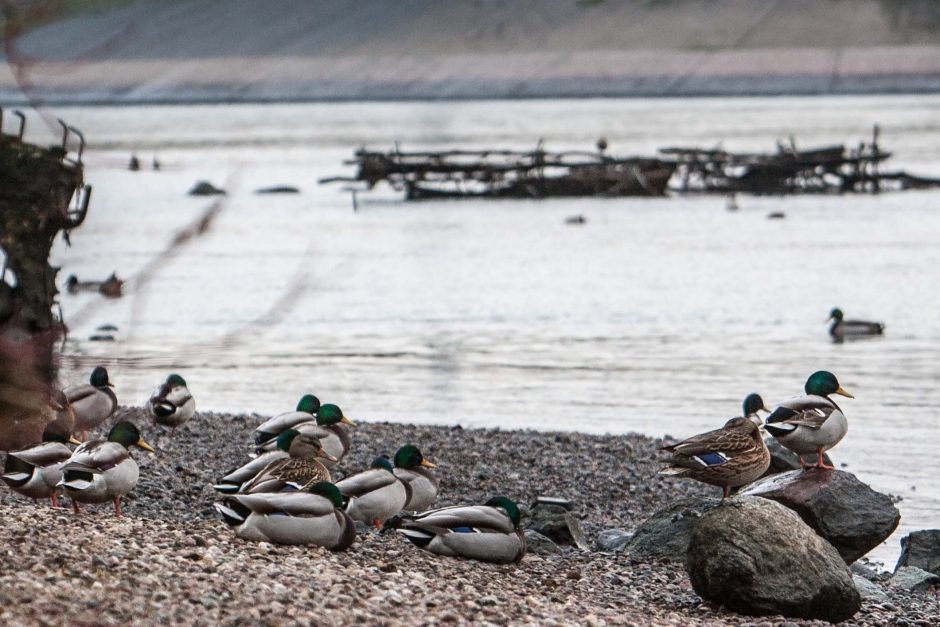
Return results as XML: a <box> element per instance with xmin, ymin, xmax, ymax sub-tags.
<box><xmin>45</xmin><ymin>96</ymin><xmax>940</xmax><ymax>567</ymax></box>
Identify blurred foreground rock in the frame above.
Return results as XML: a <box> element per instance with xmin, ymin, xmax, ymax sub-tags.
<box><xmin>740</xmin><ymin>468</ymin><xmax>899</xmax><ymax>564</ymax></box>
<box><xmin>686</xmin><ymin>497</ymin><xmax>860</xmax><ymax>622</ymax></box>
<box><xmin>895</xmin><ymin>529</ymin><xmax>940</xmax><ymax>576</ymax></box>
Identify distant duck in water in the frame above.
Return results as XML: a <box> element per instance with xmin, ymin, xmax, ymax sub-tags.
<box><xmin>65</xmin><ymin>366</ymin><xmax>118</xmax><ymax>441</ymax></box>
<box><xmin>764</xmin><ymin>371</ymin><xmax>853</xmax><ymax>470</ymax></box>
<box><xmin>65</xmin><ymin>272</ymin><xmax>124</xmax><ymax>298</ymax></box>
<box><xmin>827</xmin><ymin>308</ymin><xmax>884</xmax><ymax>339</ymax></box>
<box><xmin>147</xmin><ymin>373</ymin><xmax>195</xmax><ymax>431</ymax></box>
<box><xmin>659</xmin><ymin>416</ymin><xmax>770</xmax><ymax>499</ymax></box>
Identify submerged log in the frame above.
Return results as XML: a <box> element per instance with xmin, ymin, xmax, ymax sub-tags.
<box><xmin>0</xmin><ymin>117</ymin><xmax>87</xmax><ymax>450</ymax></box>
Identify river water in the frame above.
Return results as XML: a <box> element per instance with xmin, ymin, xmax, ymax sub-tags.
<box><xmin>33</xmin><ymin>95</ymin><xmax>940</xmax><ymax>566</ymax></box>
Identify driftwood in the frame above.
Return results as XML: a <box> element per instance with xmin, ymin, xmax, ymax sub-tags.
<box><xmin>0</xmin><ymin>110</ymin><xmax>88</xmax><ymax>449</ymax></box>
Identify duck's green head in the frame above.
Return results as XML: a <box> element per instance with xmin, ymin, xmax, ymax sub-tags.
<box><xmin>307</xmin><ymin>481</ymin><xmax>346</xmax><ymax>509</ymax></box>
<box><xmin>394</xmin><ymin>445</ymin><xmax>437</xmax><ymax>470</ymax></box>
<box><xmin>275</xmin><ymin>428</ymin><xmax>301</xmax><ymax>452</ymax></box>
<box><xmin>742</xmin><ymin>393</ymin><xmax>768</xmax><ymax>417</ymax></box>
<box><xmin>90</xmin><ymin>366</ymin><xmax>112</xmax><ymax>388</ymax></box>
<box><xmin>804</xmin><ymin>371</ymin><xmax>854</xmax><ymax>398</ymax></box>
<box><xmin>486</xmin><ymin>496</ymin><xmax>521</xmax><ymax>527</ymax></box>
<box><xmin>108</xmin><ymin>421</ymin><xmax>155</xmax><ymax>452</ymax></box>
<box><xmin>828</xmin><ymin>308</ymin><xmax>844</xmax><ymax>322</ymax></box>
<box><xmin>296</xmin><ymin>394</ymin><xmax>321</xmax><ymax>414</ymax></box>
<box><xmin>166</xmin><ymin>373</ymin><xmax>187</xmax><ymax>387</ymax></box>
<box><xmin>371</xmin><ymin>455</ymin><xmax>394</xmax><ymax>472</ymax></box>
<box><xmin>316</xmin><ymin>403</ymin><xmax>356</xmax><ymax>427</ymax></box>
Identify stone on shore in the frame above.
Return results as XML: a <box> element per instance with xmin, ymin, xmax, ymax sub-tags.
<box><xmin>523</xmin><ymin>529</ymin><xmax>561</xmax><ymax>555</ymax></box>
<box><xmin>740</xmin><ymin>468</ymin><xmax>899</xmax><ymax>564</ymax></box>
<box><xmin>895</xmin><ymin>529</ymin><xmax>940</xmax><ymax>576</ymax></box>
<box><xmin>621</xmin><ymin>497</ymin><xmax>720</xmax><ymax>560</ymax></box>
<box><xmin>853</xmin><ymin>574</ymin><xmax>888</xmax><ymax>602</ymax></box>
<box><xmin>594</xmin><ymin>528</ymin><xmax>632</xmax><ymax>553</ymax></box>
<box><xmin>889</xmin><ymin>566</ymin><xmax>940</xmax><ymax>593</ymax></box>
<box><xmin>524</xmin><ymin>503</ymin><xmax>588</xmax><ymax>550</ymax></box>
<box><xmin>188</xmin><ymin>181</ymin><xmax>225</xmax><ymax>196</ymax></box>
<box><xmin>686</xmin><ymin>497</ymin><xmax>861</xmax><ymax>622</ymax></box>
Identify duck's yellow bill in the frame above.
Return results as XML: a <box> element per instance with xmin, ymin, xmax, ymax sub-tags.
<box><xmin>420</xmin><ymin>459</ymin><xmax>437</xmax><ymax>469</ymax></box>
<box><xmin>835</xmin><ymin>386</ymin><xmax>854</xmax><ymax>399</ymax></box>
<box><xmin>324</xmin><ymin>453</ymin><xmax>339</xmax><ymax>462</ymax></box>
<box><xmin>341</xmin><ymin>416</ymin><xmax>357</xmax><ymax>426</ymax></box>
<box><xmin>68</xmin><ymin>435</ymin><xmax>82</xmax><ymax>445</ymax></box>
<box><xmin>137</xmin><ymin>438</ymin><xmax>155</xmax><ymax>452</ymax></box>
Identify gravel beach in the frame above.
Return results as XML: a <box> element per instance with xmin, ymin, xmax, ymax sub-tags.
<box><xmin>1</xmin><ymin>409</ymin><xmax>937</xmax><ymax>626</ymax></box>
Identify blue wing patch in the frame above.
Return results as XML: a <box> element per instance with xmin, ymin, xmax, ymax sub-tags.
<box><xmin>450</xmin><ymin>526</ymin><xmax>478</xmax><ymax>533</ymax></box>
<box><xmin>694</xmin><ymin>452</ymin><xmax>729</xmax><ymax>466</ymax></box>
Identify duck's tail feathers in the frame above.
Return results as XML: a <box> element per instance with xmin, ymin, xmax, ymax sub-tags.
<box><xmin>381</xmin><ymin>512</ymin><xmax>416</xmax><ymax>534</ymax></box>
<box><xmin>658</xmin><ymin>466</ymin><xmax>689</xmax><ymax>477</ymax></box>
<box><xmin>397</xmin><ymin>527</ymin><xmax>434</xmax><ymax>547</ymax></box>
<box><xmin>152</xmin><ymin>401</ymin><xmax>176</xmax><ymax>418</ymax></box>
<box><xmin>213</xmin><ymin>482</ymin><xmax>242</xmax><ymax>494</ymax></box>
<box><xmin>59</xmin><ymin>469</ymin><xmax>94</xmax><ymax>491</ymax></box>
<box><xmin>215</xmin><ymin>499</ymin><xmax>249</xmax><ymax>527</ymax></box>
<box><xmin>764</xmin><ymin>423</ymin><xmax>797</xmax><ymax>438</ymax></box>
<box><xmin>2</xmin><ymin>472</ymin><xmax>31</xmax><ymax>488</ymax></box>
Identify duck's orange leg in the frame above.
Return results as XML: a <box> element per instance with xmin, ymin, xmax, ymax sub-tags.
<box><xmin>815</xmin><ymin>448</ymin><xmax>836</xmax><ymax>470</ymax></box>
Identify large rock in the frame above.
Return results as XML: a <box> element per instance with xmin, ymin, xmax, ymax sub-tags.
<box><xmin>895</xmin><ymin>529</ymin><xmax>940</xmax><ymax>576</ymax></box>
<box><xmin>595</xmin><ymin>528</ymin><xmax>632</xmax><ymax>553</ymax></box>
<box><xmin>740</xmin><ymin>469</ymin><xmax>899</xmax><ymax>564</ymax></box>
<box><xmin>622</xmin><ymin>497</ymin><xmax>720</xmax><ymax>560</ymax></box>
<box><xmin>761</xmin><ymin>437</ymin><xmax>832</xmax><ymax>476</ymax></box>
<box><xmin>686</xmin><ymin>497</ymin><xmax>860</xmax><ymax>622</ymax></box>
<box><xmin>889</xmin><ymin>566</ymin><xmax>940</xmax><ymax>593</ymax></box>
<box><xmin>524</xmin><ymin>503</ymin><xmax>588</xmax><ymax>550</ymax></box>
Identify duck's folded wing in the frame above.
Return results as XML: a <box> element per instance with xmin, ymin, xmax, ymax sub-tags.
<box><xmin>165</xmin><ymin>386</ymin><xmax>192</xmax><ymax>407</ymax></box>
<box><xmin>231</xmin><ymin>492</ymin><xmax>335</xmax><ymax>516</ymax></box>
<box><xmin>335</xmin><ymin>469</ymin><xmax>398</xmax><ymax>497</ymax></box>
<box><xmin>220</xmin><ymin>450</ymin><xmax>288</xmax><ymax>484</ymax></box>
<box><xmin>254</xmin><ymin>411</ymin><xmax>314</xmax><ymax>442</ymax></box>
<box><xmin>668</xmin><ymin>427</ymin><xmax>752</xmax><ymax>457</ymax></box>
<box><xmin>64</xmin><ymin>384</ymin><xmax>96</xmax><ymax>405</ymax></box>
<box><xmin>10</xmin><ymin>442</ymin><xmax>73</xmax><ymax>466</ymax></box>
<box><xmin>64</xmin><ymin>441</ymin><xmax>128</xmax><ymax>471</ymax></box>
<box><xmin>767</xmin><ymin>396</ymin><xmax>835</xmax><ymax>430</ymax></box>
<box><xmin>407</xmin><ymin>505</ymin><xmax>515</xmax><ymax>533</ymax></box>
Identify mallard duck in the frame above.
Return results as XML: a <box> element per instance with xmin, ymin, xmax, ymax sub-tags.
<box><xmin>392</xmin><ymin>445</ymin><xmax>438</xmax><ymax>511</ymax></box>
<box><xmin>828</xmin><ymin>308</ymin><xmax>884</xmax><ymax>339</ymax></box>
<box><xmin>58</xmin><ymin>421</ymin><xmax>154</xmax><ymax>517</ymax></box>
<box><xmin>384</xmin><ymin>496</ymin><xmax>526</xmax><ymax>564</ymax></box>
<box><xmin>147</xmin><ymin>373</ymin><xmax>195</xmax><ymax>430</ymax></box>
<box><xmin>742</xmin><ymin>393</ymin><xmax>770</xmax><ymax>427</ymax></box>
<box><xmin>64</xmin><ymin>365</ymin><xmax>117</xmax><ymax>441</ymax></box>
<box><xmin>659</xmin><ymin>416</ymin><xmax>770</xmax><ymax>499</ymax></box>
<box><xmin>2</xmin><ymin>413</ymin><xmax>80</xmax><ymax>508</ymax></box>
<box><xmin>214</xmin><ymin>450</ymin><xmax>287</xmax><ymax>494</ymax></box>
<box><xmin>253</xmin><ymin>394</ymin><xmax>320</xmax><ymax>445</ymax></box>
<box><xmin>215</xmin><ymin>481</ymin><xmax>356</xmax><ymax>549</ymax></box>
<box><xmin>764</xmin><ymin>370</ymin><xmax>853</xmax><ymax>469</ymax></box>
<box><xmin>335</xmin><ymin>456</ymin><xmax>410</xmax><ymax>529</ymax></box>
<box><xmin>255</xmin><ymin>403</ymin><xmax>355</xmax><ymax>467</ymax></box>
<box><xmin>240</xmin><ymin>429</ymin><xmax>335</xmax><ymax>493</ymax></box>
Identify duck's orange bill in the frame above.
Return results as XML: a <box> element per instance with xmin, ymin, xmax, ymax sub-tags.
<box><xmin>420</xmin><ymin>459</ymin><xmax>437</xmax><ymax>469</ymax></box>
<box><xmin>835</xmin><ymin>386</ymin><xmax>854</xmax><ymax>399</ymax></box>
<box><xmin>341</xmin><ymin>416</ymin><xmax>357</xmax><ymax>426</ymax></box>
<box><xmin>137</xmin><ymin>438</ymin><xmax>155</xmax><ymax>452</ymax></box>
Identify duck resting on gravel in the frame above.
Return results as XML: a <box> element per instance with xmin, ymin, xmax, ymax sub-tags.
<box><xmin>384</xmin><ymin>496</ymin><xmax>526</xmax><ymax>564</ymax></box>
<box><xmin>65</xmin><ymin>365</ymin><xmax>118</xmax><ymax>441</ymax></box>
<box><xmin>215</xmin><ymin>481</ymin><xmax>356</xmax><ymax>550</ymax></box>
<box><xmin>147</xmin><ymin>373</ymin><xmax>195</xmax><ymax>431</ymax></box>
<box><xmin>2</xmin><ymin>411</ymin><xmax>80</xmax><ymax>508</ymax></box>
<box><xmin>239</xmin><ymin>429</ymin><xmax>336</xmax><ymax>493</ymax></box>
<box><xmin>763</xmin><ymin>370</ymin><xmax>853</xmax><ymax>470</ymax></box>
<box><xmin>58</xmin><ymin>421</ymin><xmax>154</xmax><ymax>517</ymax></box>
<box><xmin>253</xmin><ymin>394</ymin><xmax>321</xmax><ymax>445</ymax></box>
<box><xmin>827</xmin><ymin>307</ymin><xmax>884</xmax><ymax>339</ymax></box>
<box><xmin>392</xmin><ymin>445</ymin><xmax>439</xmax><ymax>511</ymax></box>
<box><xmin>335</xmin><ymin>456</ymin><xmax>410</xmax><ymax>529</ymax></box>
<box><xmin>659</xmin><ymin>416</ymin><xmax>770</xmax><ymax>499</ymax></box>
<box><xmin>255</xmin><ymin>403</ymin><xmax>355</xmax><ymax>467</ymax></box>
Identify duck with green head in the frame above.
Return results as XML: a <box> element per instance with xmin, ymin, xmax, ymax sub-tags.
<box><xmin>741</xmin><ymin>393</ymin><xmax>770</xmax><ymax>427</ymax></box>
<box><xmin>2</xmin><ymin>407</ymin><xmax>81</xmax><ymax>508</ymax></box>
<box><xmin>335</xmin><ymin>456</ymin><xmax>411</xmax><ymax>529</ymax></box>
<box><xmin>659</xmin><ymin>415</ymin><xmax>770</xmax><ymax>499</ymax></box>
<box><xmin>256</xmin><ymin>403</ymin><xmax>356</xmax><ymax>467</ymax></box>
<box><xmin>215</xmin><ymin>481</ymin><xmax>356</xmax><ymax>550</ymax></box>
<box><xmin>253</xmin><ymin>394</ymin><xmax>321</xmax><ymax>445</ymax></box>
<box><xmin>239</xmin><ymin>429</ymin><xmax>336</xmax><ymax>493</ymax></box>
<box><xmin>764</xmin><ymin>370</ymin><xmax>853</xmax><ymax>469</ymax></box>
<box><xmin>64</xmin><ymin>365</ymin><xmax>118</xmax><ymax>441</ymax></box>
<box><xmin>384</xmin><ymin>496</ymin><xmax>526</xmax><ymax>564</ymax></box>
<box><xmin>147</xmin><ymin>373</ymin><xmax>195</xmax><ymax>431</ymax></box>
<box><xmin>392</xmin><ymin>445</ymin><xmax>438</xmax><ymax>511</ymax></box>
<box><xmin>58</xmin><ymin>421</ymin><xmax>154</xmax><ymax>517</ymax></box>
<box><xmin>827</xmin><ymin>308</ymin><xmax>884</xmax><ymax>339</ymax></box>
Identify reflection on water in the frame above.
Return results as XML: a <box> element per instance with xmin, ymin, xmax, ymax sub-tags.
<box><xmin>47</xmin><ymin>95</ymin><xmax>940</xmax><ymax>566</ymax></box>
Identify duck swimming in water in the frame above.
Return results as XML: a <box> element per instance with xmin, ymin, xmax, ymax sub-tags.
<box><xmin>827</xmin><ymin>308</ymin><xmax>884</xmax><ymax>339</ymax></box>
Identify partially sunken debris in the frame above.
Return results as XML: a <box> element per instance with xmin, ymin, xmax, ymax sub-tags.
<box><xmin>0</xmin><ymin>109</ymin><xmax>89</xmax><ymax>449</ymax></box>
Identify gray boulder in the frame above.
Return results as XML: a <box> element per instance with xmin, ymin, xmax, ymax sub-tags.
<box><xmin>595</xmin><ymin>528</ymin><xmax>632</xmax><ymax>553</ymax></box>
<box><xmin>524</xmin><ymin>503</ymin><xmax>588</xmax><ymax>550</ymax></box>
<box><xmin>622</xmin><ymin>497</ymin><xmax>720</xmax><ymax>560</ymax></box>
<box><xmin>762</xmin><ymin>437</ymin><xmax>832</xmax><ymax>476</ymax></box>
<box><xmin>740</xmin><ymin>468</ymin><xmax>899</xmax><ymax>564</ymax></box>
<box><xmin>524</xmin><ymin>529</ymin><xmax>561</xmax><ymax>555</ymax></box>
<box><xmin>889</xmin><ymin>566</ymin><xmax>940</xmax><ymax>593</ymax></box>
<box><xmin>686</xmin><ymin>497</ymin><xmax>860</xmax><ymax>622</ymax></box>
<box><xmin>895</xmin><ymin>529</ymin><xmax>940</xmax><ymax>576</ymax></box>
<box><xmin>853</xmin><ymin>574</ymin><xmax>888</xmax><ymax>602</ymax></box>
